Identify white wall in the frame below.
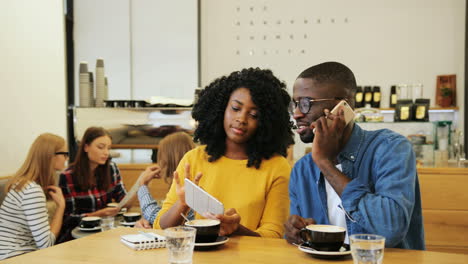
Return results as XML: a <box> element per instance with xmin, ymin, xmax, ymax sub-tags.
<box><xmin>0</xmin><ymin>0</ymin><xmax>67</xmax><ymax>176</ymax></box>
<box><xmin>74</xmin><ymin>0</ymin><xmax>198</xmax><ymax>102</ymax></box>
<box><xmin>201</xmin><ymin>0</ymin><xmax>465</xmax><ymax>160</ymax></box>
<box><xmin>74</xmin><ymin>0</ymin><xmax>131</xmax><ymax>100</ymax></box>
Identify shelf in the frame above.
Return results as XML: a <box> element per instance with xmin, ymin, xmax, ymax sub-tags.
<box><xmin>377</xmin><ymin>107</ymin><xmax>458</xmax><ymax>113</ymax></box>
<box><xmin>75</xmin><ymin>107</ymin><xmax>192</xmax><ymax>111</ymax></box>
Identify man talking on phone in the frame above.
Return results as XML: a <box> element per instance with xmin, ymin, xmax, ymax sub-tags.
<box><xmin>284</xmin><ymin>62</ymin><xmax>425</xmax><ymax>249</ymax></box>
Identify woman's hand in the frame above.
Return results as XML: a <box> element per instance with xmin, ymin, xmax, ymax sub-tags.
<box><xmin>206</xmin><ymin>208</ymin><xmax>241</xmax><ymax>236</ymax></box>
<box><xmin>47</xmin><ymin>186</ymin><xmax>65</xmax><ymax>209</ymax></box>
<box><xmin>174</xmin><ymin>163</ymin><xmax>202</xmax><ymax>206</ymax></box>
<box><xmin>139</xmin><ymin>164</ymin><xmax>161</xmax><ymax>186</ymax></box>
<box><xmin>90</xmin><ymin>207</ymin><xmax>120</xmax><ymax>217</ymax></box>
<box><xmin>134</xmin><ymin>218</ymin><xmax>152</xmax><ymax>229</ymax></box>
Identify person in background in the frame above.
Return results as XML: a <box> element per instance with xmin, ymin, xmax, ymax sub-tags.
<box><xmin>284</xmin><ymin>61</ymin><xmax>425</xmax><ymax>249</ymax></box>
<box><xmin>0</xmin><ymin>133</ymin><xmax>67</xmax><ymax>259</ymax></box>
<box><xmin>134</xmin><ymin>132</ymin><xmax>195</xmax><ymax>229</ymax></box>
<box><xmin>58</xmin><ymin>127</ymin><xmax>128</xmax><ymax>242</ymax></box>
<box><xmin>155</xmin><ymin>68</ymin><xmax>294</xmax><ymax>238</ymax></box>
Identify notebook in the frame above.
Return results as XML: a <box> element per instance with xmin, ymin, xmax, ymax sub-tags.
<box><xmin>120</xmin><ymin>232</ymin><xmax>166</xmax><ymax>250</ymax></box>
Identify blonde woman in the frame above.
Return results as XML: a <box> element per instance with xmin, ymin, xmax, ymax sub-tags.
<box><xmin>0</xmin><ymin>133</ymin><xmax>67</xmax><ymax>260</ymax></box>
<box><xmin>136</xmin><ymin>132</ymin><xmax>195</xmax><ymax>228</ymax></box>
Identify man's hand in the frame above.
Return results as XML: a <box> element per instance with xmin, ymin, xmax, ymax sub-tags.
<box><xmin>284</xmin><ymin>215</ymin><xmax>316</xmax><ymax>244</ymax></box>
<box><xmin>311</xmin><ymin>108</ymin><xmax>347</xmax><ymax>164</ymax></box>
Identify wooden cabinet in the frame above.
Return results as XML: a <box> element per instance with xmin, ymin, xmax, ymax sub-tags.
<box><xmin>418</xmin><ymin>167</ymin><xmax>468</xmax><ymax>254</ymax></box>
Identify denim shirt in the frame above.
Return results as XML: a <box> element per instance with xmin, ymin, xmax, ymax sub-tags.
<box><xmin>289</xmin><ymin>124</ymin><xmax>425</xmax><ymax>250</ymax></box>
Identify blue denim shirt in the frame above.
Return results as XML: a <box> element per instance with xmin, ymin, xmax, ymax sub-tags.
<box><xmin>289</xmin><ymin>124</ymin><xmax>425</xmax><ymax>250</ymax></box>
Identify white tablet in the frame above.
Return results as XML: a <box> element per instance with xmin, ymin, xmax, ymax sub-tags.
<box><xmin>184</xmin><ymin>178</ymin><xmax>224</xmax><ymax>216</ymax></box>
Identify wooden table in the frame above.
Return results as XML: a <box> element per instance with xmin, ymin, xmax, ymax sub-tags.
<box><xmin>5</xmin><ymin>227</ymin><xmax>468</xmax><ymax>263</ymax></box>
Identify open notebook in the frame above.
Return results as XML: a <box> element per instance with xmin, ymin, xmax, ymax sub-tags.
<box><xmin>120</xmin><ymin>232</ymin><xmax>166</xmax><ymax>250</ymax></box>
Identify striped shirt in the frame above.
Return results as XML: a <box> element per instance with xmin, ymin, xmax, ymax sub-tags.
<box><xmin>137</xmin><ymin>185</ymin><xmax>194</xmax><ymax>225</ymax></box>
<box><xmin>0</xmin><ymin>182</ymin><xmax>55</xmax><ymax>260</ymax></box>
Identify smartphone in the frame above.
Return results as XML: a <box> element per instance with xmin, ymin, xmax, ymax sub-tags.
<box><xmin>313</xmin><ymin>100</ymin><xmax>355</xmax><ymax>133</ymax></box>
<box><xmin>326</xmin><ymin>100</ymin><xmax>355</xmax><ymax>127</ymax></box>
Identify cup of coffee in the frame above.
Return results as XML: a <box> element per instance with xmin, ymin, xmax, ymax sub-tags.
<box><xmin>80</xmin><ymin>216</ymin><xmax>102</xmax><ymax>228</ymax></box>
<box><xmin>123</xmin><ymin>212</ymin><xmax>141</xmax><ymax>223</ymax></box>
<box><xmin>185</xmin><ymin>219</ymin><xmax>220</xmax><ymax>243</ymax></box>
<box><xmin>299</xmin><ymin>224</ymin><xmax>346</xmax><ymax>251</ymax></box>
<box><xmin>107</xmin><ymin>202</ymin><xmax>118</xmax><ymax>208</ymax></box>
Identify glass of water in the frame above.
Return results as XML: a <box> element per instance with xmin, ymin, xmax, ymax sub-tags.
<box><xmin>101</xmin><ymin>216</ymin><xmax>114</xmax><ymax>231</ymax></box>
<box><xmin>164</xmin><ymin>226</ymin><xmax>196</xmax><ymax>264</ymax></box>
<box><xmin>350</xmin><ymin>234</ymin><xmax>385</xmax><ymax>264</ymax></box>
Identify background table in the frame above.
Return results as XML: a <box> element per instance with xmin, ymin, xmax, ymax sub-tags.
<box><xmin>6</xmin><ymin>227</ymin><xmax>468</xmax><ymax>264</ymax></box>
<box><xmin>71</xmin><ymin>223</ymin><xmax>134</xmax><ymax>239</ymax></box>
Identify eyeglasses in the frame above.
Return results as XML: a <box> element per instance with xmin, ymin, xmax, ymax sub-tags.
<box><xmin>289</xmin><ymin>97</ymin><xmax>343</xmax><ymax>115</ymax></box>
<box><xmin>55</xmin><ymin>152</ymin><xmax>69</xmax><ymax>158</ymax></box>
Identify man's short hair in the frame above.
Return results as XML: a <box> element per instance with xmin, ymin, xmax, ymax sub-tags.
<box><xmin>298</xmin><ymin>61</ymin><xmax>357</xmax><ymax>94</ymax></box>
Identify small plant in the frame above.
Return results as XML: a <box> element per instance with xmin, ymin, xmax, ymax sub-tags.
<box><xmin>440</xmin><ymin>87</ymin><xmax>452</xmax><ymax>97</ymax></box>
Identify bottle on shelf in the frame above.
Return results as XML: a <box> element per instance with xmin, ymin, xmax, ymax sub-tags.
<box><xmin>390</xmin><ymin>85</ymin><xmax>397</xmax><ymax>108</ymax></box>
<box><xmin>355</xmin><ymin>86</ymin><xmax>364</xmax><ymax>108</ymax></box>
<box><xmin>371</xmin><ymin>86</ymin><xmax>381</xmax><ymax>108</ymax></box>
<box><xmin>364</xmin><ymin>86</ymin><xmax>373</xmax><ymax>106</ymax></box>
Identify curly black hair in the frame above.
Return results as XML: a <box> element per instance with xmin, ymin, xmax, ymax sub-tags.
<box><xmin>192</xmin><ymin>68</ymin><xmax>294</xmax><ymax>169</ymax></box>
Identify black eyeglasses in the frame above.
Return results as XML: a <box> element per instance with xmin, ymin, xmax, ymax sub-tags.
<box><xmin>289</xmin><ymin>97</ymin><xmax>343</xmax><ymax>115</ymax></box>
<box><xmin>55</xmin><ymin>152</ymin><xmax>69</xmax><ymax>158</ymax></box>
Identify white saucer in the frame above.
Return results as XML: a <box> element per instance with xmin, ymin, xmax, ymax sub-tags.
<box><xmin>79</xmin><ymin>226</ymin><xmax>102</xmax><ymax>232</ymax></box>
<box><xmin>195</xmin><ymin>236</ymin><xmax>229</xmax><ymax>247</ymax></box>
<box><xmin>120</xmin><ymin>221</ymin><xmax>136</xmax><ymax>226</ymax></box>
<box><xmin>298</xmin><ymin>244</ymin><xmax>351</xmax><ymax>259</ymax></box>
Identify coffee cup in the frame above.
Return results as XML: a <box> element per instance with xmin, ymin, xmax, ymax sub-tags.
<box><xmin>80</xmin><ymin>216</ymin><xmax>102</xmax><ymax>228</ymax></box>
<box><xmin>107</xmin><ymin>202</ymin><xmax>118</xmax><ymax>208</ymax></box>
<box><xmin>299</xmin><ymin>224</ymin><xmax>346</xmax><ymax>251</ymax></box>
<box><xmin>185</xmin><ymin>219</ymin><xmax>220</xmax><ymax>243</ymax></box>
<box><xmin>123</xmin><ymin>212</ymin><xmax>141</xmax><ymax>223</ymax></box>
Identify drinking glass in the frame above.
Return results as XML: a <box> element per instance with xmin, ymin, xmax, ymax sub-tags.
<box><xmin>412</xmin><ymin>83</ymin><xmax>423</xmax><ymax>100</ymax></box>
<box><xmin>165</xmin><ymin>226</ymin><xmax>196</xmax><ymax>264</ymax></box>
<box><xmin>101</xmin><ymin>216</ymin><xmax>114</xmax><ymax>231</ymax></box>
<box><xmin>397</xmin><ymin>84</ymin><xmax>408</xmax><ymax>100</ymax></box>
<box><xmin>350</xmin><ymin>234</ymin><xmax>385</xmax><ymax>264</ymax></box>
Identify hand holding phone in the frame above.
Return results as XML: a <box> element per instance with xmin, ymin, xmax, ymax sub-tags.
<box><xmin>313</xmin><ymin>100</ymin><xmax>355</xmax><ymax>133</ymax></box>
<box><xmin>326</xmin><ymin>100</ymin><xmax>355</xmax><ymax>127</ymax></box>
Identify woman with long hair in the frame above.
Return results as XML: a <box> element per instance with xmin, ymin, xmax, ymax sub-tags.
<box><xmin>135</xmin><ymin>132</ymin><xmax>195</xmax><ymax>228</ymax></box>
<box><xmin>0</xmin><ymin>133</ymin><xmax>67</xmax><ymax>259</ymax></box>
<box><xmin>58</xmin><ymin>127</ymin><xmax>127</xmax><ymax>241</ymax></box>
<box><xmin>155</xmin><ymin>68</ymin><xmax>294</xmax><ymax>238</ymax></box>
